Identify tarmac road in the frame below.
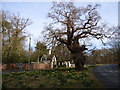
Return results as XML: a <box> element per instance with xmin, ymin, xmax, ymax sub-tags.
<box><xmin>93</xmin><ymin>64</ymin><xmax>120</xmax><ymax>88</ymax></box>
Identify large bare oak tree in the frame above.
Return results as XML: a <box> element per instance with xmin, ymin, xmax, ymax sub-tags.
<box><xmin>44</xmin><ymin>2</ymin><xmax>108</xmax><ymax>70</ymax></box>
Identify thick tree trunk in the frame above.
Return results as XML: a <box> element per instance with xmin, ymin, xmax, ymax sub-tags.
<box><xmin>66</xmin><ymin>41</ymin><xmax>87</xmax><ymax>71</ymax></box>
<box><xmin>71</xmin><ymin>52</ymin><xmax>85</xmax><ymax>71</ymax></box>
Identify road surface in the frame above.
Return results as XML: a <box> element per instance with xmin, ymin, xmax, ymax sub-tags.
<box><xmin>93</xmin><ymin>64</ymin><xmax>120</xmax><ymax>88</ymax></box>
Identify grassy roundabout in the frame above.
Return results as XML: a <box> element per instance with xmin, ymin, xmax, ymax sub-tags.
<box><xmin>2</xmin><ymin>66</ymin><xmax>104</xmax><ymax>88</ymax></box>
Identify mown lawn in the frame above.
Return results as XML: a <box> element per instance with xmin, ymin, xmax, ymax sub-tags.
<box><xmin>2</xmin><ymin>66</ymin><xmax>104</xmax><ymax>88</ymax></box>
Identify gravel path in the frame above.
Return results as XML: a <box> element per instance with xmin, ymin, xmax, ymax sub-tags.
<box><xmin>93</xmin><ymin>64</ymin><xmax>120</xmax><ymax>88</ymax></box>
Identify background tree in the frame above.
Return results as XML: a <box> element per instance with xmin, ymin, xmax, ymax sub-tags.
<box><xmin>43</xmin><ymin>2</ymin><xmax>109</xmax><ymax>70</ymax></box>
<box><xmin>30</xmin><ymin>41</ymin><xmax>48</xmax><ymax>62</ymax></box>
<box><xmin>87</xmin><ymin>49</ymin><xmax>115</xmax><ymax>65</ymax></box>
<box><xmin>51</xmin><ymin>43</ymin><xmax>71</xmax><ymax>62</ymax></box>
<box><xmin>2</xmin><ymin>10</ymin><xmax>32</xmax><ymax>64</ymax></box>
<box><xmin>108</xmin><ymin>27</ymin><xmax>120</xmax><ymax>65</ymax></box>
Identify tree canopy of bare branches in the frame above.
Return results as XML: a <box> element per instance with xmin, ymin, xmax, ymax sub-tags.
<box><xmin>2</xmin><ymin>10</ymin><xmax>32</xmax><ymax>64</ymax></box>
<box><xmin>43</xmin><ymin>2</ymin><xmax>109</xmax><ymax>70</ymax></box>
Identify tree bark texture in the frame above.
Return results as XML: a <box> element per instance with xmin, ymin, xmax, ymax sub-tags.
<box><xmin>67</xmin><ymin>42</ymin><xmax>86</xmax><ymax>70</ymax></box>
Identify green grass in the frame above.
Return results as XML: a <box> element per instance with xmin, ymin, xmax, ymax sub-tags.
<box><xmin>2</xmin><ymin>66</ymin><xmax>104</xmax><ymax>88</ymax></box>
